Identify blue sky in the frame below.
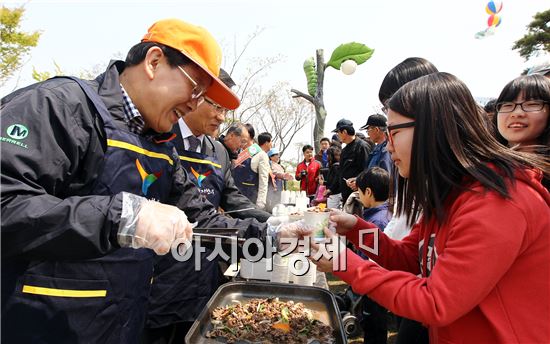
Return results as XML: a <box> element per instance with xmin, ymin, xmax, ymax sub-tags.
<box><xmin>2</xmin><ymin>0</ymin><xmax>549</xmax><ymax>149</ymax></box>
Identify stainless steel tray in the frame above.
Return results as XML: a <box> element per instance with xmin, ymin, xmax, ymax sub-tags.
<box><xmin>185</xmin><ymin>281</ymin><xmax>346</xmax><ymax>343</ymax></box>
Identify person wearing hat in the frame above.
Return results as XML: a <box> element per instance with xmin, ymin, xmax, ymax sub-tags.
<box><xmin>528</xmin><ymin>61</ymin><xmax>550</xmax><ymax>78</ymax></box>
<box><xmin>332</xmin><ymin>119</ymin><xmax>372</xmax><ymax>205</ymax></box>
<box><xmin>361</xmin><ymin>113</ymin><xmax>392</xmax><ymax>172</ymax></box>
<box><xmin>1</xmin><ymin>18</ymin><xmax>299</xmax><ymax>343</ymax></box>
<box><xmin>266</xmin><ymin>148</ymin><xmax>292</xmax><ymax>211</ymax></box>
<box><xmin>144</xmin><ymin>68</ymin><xmax>273</xmax><ymax>342</ymax></box>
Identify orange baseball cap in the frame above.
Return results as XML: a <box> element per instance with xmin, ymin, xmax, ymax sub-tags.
<box><xmin>142</xmin><ymin>18</ymin><xmax>240</xmax><ymax>110</ymax></box>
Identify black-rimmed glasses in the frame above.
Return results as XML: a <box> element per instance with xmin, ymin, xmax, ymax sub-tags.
<box><xmin>204</xmin><ymin>98</ymin><xmax>227</xmax><ymax>114</ymax></box>
<box><xmin>385</xmin><ymin>121</ymin><xmax>415</xmax><ymax>145</ymax></box>
<box><xmin>496</xmin><ymin>100</ymin><xmax>548</xmax><ymax>113</ymax></box>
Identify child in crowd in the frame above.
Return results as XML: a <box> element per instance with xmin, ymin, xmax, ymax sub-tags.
<box><xmin>494</xmin><ymin>74</ymin><xmax>550</xmax><ymax>189</ymax></box>
<box><xmin>355</xmin><ymin>167</ymin><xmax>392</xmax><ymax>344</ymax></box>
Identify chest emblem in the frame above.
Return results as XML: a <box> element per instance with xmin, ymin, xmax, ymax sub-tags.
<box><xmin>190</xmin><ymin>166</ymin><xmax>213</xmax><ymax>187</ymax></box>
<box><xmin>136</xmin><ymin>159</ymin><xmax>162</xmax><ymax>195</ymax></box>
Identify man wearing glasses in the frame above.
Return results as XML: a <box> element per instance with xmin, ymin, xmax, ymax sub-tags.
<box><xmin>360</xmin><ymin>113</ymin><xmax>393</xmax><ymax>172</ymax></box>
<box><xmin>1</xmin><ymin>19</ymin><xmax>293</xmax><ymax>344</ymax></box>
<box><xmin>145</xmin><ymin>69</ymin><xmax>272</xmax><ymax>343</ymax></box>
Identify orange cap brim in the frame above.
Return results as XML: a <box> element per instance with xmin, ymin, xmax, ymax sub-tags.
<box><xmin>178</xmin><ymin>49</ymin><xmax>240</xmax><ymax>110</ymax></box>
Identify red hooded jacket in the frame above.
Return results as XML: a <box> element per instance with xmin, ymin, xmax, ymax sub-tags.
<box><xmin>334</xmin><ymin>168</ymin><xmax>550</xmax><ymax>343</ymax></box>
<box><xmin>295</xmin><ymin>159</ymin><xmax>321</xmax><ymax>196</ymax></box>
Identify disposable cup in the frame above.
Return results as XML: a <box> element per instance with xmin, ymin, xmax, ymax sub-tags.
<box><xmin>304</xmin><ymin>210</ymin><xmax>330</xmax><ymax>242</ymax></box>
<box><xmin>270</xmin><ymin>254</ymin><xmax>289</xmax><ymax>283</ymax></box>
<box><xmin>288</xmin><ymin>254</ymin><xmax>317</xmax><ymax>286</ymax></box>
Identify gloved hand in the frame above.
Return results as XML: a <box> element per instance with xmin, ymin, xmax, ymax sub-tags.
<box><xmin>276</xmin><ymin>220</ymin><xmax>313</xmax><ymax>252</ymax></box>
<box><xmin>134</xmin><ymin>200</ymin><xmax>192</xmax><ymax>255</ymax></box>
<box><xmin>266</xmin><ymin>215</ymin><xmax>289</xmax><ymax>226</ymax></box>
<box><xmin>117</xmin><ymin>194</ymin><xmax>193</xmax><ymax>255</ymax></box>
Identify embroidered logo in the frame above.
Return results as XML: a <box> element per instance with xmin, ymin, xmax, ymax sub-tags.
<box><xmin>1</xmin><ymin>124</ymin><xmax>29</xmax><ymax>149</ymax></box>
<box><xmin>190</xmin><ymin>166</ymin><xmax>212</xmax><ymax>188</ymax></box>
<box><xmin>136</xmin><ymin>159</ymin><xmax>162</xmax><ymax>195</ymax></box>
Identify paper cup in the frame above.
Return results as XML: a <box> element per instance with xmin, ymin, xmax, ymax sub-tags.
<box><xmin>304</xmin><ymin>210</ymin><xmax>330</xmax><ymax>242</ymax></box>
<box><xmin>288</xmin><ymin>254</ymin><xmax>317</xmax><ymax>286</ymax></box>
<box><xmin>270</xmin><ymin>254</ymin><xmax>289</xmax><ymax>283</ymax></box>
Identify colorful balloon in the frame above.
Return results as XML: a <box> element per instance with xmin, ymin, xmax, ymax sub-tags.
<box><xmin>487</xmin><ymin>14</ymin><xmax>502</xmax><ymax>27</ymax></box>
<box><xmin>485</xmin><ymin>1</ymin><xmax>503</xmax><ymax>15</ymax></box>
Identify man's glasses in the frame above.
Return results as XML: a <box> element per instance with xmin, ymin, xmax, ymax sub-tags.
<box><xmin>496</xmin><ymin>100</ymin><xmax>548</xmax><ymax>113</ymax></box>
<box><xmin>385</xmin><ymin>121</ymin><xmax>415</xmax><ymax>145</ymax></box>
<box><xmin>204</xmin><ymin>98</ymin><xmax>227</xmax><ymax>114</ymax></box>
<box><xmin>177</xmin><ymin>66</ymin><xmax>207</xmax><ymax>101</ymax></box>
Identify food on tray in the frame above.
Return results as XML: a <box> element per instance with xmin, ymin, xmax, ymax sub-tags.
<box><xmin>206</xmin><ymin>297</ymin><xmax>335</xmax><ymax>344</ymax></box>
<box><xmin>307</xmin><ymin>205</ymin><xmax>329</xmax><ymax>213</ymax></box>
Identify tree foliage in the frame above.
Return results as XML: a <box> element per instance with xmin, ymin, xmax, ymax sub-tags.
<box><xmin>0</xmin><ymin>6</ymin><xmax>41</xmax><ymax>87</ymax></box>
<box><xmin>513</xmin><ymin>9</ymin><xmax>550</xmax><ymax>60</ymax></box>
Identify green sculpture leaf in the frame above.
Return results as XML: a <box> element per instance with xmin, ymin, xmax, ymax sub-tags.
<box><xmin>326</xmin><ymin>42</ymin><xmax>374</xmax><ymax>70</ymax></box>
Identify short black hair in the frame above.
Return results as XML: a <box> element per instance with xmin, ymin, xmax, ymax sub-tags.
<box><xmin>302</xmin><ymin>144</ymin><xmax>313</xmax><ymax>153</ymax></box>
<box><xmin>339</xmin><ymin>126</ymin><xmax>355</xmax><ymax>135</ymax></box>
<box><xmin>356</xmin><ymin>167</ymin><xmax>390</xmax><ymax>202</ymax></box>
<box><xmin>258</xmin><ymin>132</ymin><xmax>272</xmax><ymax>146</ymax></box>
<box><xmin>320</xmin><ymin>137</ymin><xmax>330</xmax><ymax>143</ymax></box>
<box><xmin>125</xmin><ymin>42</ymin><xmax>191</xmax><ymax>67</ymax></box>
<box><xmin>226</xmin><ymin>123</ymin><xmax>243</xmax><ymax>136</ymax></box>
<box><xmin>244</xmin><ymin>123</ymin><xmax>255</xmax><ymax>141</ymax></box>
<box><xmin>327</xmin><ymin>146</ymin><xmax>341</xmax><ymax>165</ymax></box>
<box><xmin>484</xmin><ymin>98</ymin><xmax>497</xmax><ymax>113</ymax></box>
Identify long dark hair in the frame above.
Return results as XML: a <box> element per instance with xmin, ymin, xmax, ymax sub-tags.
<box><xmin>388</xmin><ymin>72</ymin><xmax>548</xmax><ymax>226</ymax></box>
<box><xmin>493</xmin><ymin>74</ymin><xmax>550</xmax><ymax>148</ymax></box>
<box><xmin>378</xmin><ymin>57</ymin><xmax>439</xmax><ymax>104</ymax></box>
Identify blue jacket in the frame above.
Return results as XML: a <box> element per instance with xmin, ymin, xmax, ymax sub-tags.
<box><xmin>367</xmin><ymin>140</ymin><xmax>392</xmax><ymax>172</ymax></box>
<box><xmin>362</xmin><ymin>202</ymin><xmax>391</xmax><ymax>231</ymax></box>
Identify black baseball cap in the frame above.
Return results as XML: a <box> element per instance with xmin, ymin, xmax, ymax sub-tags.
<box><xmin>332</xmin><ymin>119</ymin><xmax>354</xmax><ymax>132</ymax></box>
<box><xmin>360</xmin><ymin>114</ymin><xmax>387</xmax><ymax>130</ymax></box>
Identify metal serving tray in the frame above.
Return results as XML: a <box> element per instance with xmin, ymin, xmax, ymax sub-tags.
<box><xmin>185</xmin><ymin>281</ymin><xmax>347</xmax><ymax>344</ymax></box>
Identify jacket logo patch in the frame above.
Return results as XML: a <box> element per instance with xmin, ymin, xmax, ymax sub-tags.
<box><xmin>136</xmin><ymin>159</ymin><xmax>162</xmax><ymax>195</ymax></box>
<box><xmin>190</xmin><ymin>166</ymin><xmax>212</xmax><ymax>188</ymax></box>
<box><xmin>7</xmin><ymin>124</ymin><xmax>29</xmax><ymax>140</ymax></box>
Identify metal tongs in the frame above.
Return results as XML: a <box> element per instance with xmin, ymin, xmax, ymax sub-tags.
<box><xmin>191</xmin><ymin>227</ymin><xmax>246</xmax><ymax>245</ymax></box>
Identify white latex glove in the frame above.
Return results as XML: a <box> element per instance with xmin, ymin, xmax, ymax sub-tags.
<box><xmin>266</xmin><ymin>215</ymin><xmax>289</xmax><ymax>226</ymax></box>
<box><xmin>134</xmin><ymin>200</ymin><xmax>192</xmax><ymax>255</ymax></box>
<box><xmin>276</xmin><ymin>220</ymin><xmax>314</xmax><ymax>252</ymax></box>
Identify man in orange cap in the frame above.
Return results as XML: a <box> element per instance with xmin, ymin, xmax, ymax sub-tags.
<box><xmin>1</xmin><ymin>18</ymin><xmax>292</xmax><ymax>344</ymax></box>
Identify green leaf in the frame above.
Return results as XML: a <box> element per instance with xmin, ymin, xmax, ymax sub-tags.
<box><xmin>326</xmin><ymin>42</ymin><xmax>374</xmax><ymax>70</ymax></box>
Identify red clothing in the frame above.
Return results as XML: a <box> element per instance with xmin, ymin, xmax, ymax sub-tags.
<box><xmin>295</xmin><ymin>159</ymin><xmax>321</xmax><ymax>196</ymax></box>
<box><xmin>334</xmin><ymin>168</ymin><xmax>550</xmax><ymax>343</ymax></box>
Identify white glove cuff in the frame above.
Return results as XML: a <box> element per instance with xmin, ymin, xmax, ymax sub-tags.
<box><xmin>117</xmin><ymin>192</ymin><xmax>147</xmax><ymax>248</ymax></box>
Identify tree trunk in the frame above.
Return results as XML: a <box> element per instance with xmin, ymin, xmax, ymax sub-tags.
<box><xmin>313</xmin><ymin>49</ymin><xmax>327</xmax><ymax>154</ymax></box>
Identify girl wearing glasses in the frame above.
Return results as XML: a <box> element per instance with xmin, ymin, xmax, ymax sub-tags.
<box><xmin>308</xmin><ymin>72</ymin><xmax>550</xmax><ymax>343</ymax></box>
<box><xmin>494</xmin><ymin>74</ymin><xmax>550</xmax><ymax>189</ymax></box>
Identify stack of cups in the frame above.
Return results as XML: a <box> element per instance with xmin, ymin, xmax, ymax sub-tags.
<box><xmin>270</xmin><ymin>254</ymin><xmax>289</xmax><ymax>283</ymax></box>
<box><xmin>280</xmin><ymin>190</ymin><xmax>290</xmax><ymax>204</ymax></box>
<box><xmin>289</xmin><ymin>253</ymin><xmax>317</xmax><ymax>286</ymax></box>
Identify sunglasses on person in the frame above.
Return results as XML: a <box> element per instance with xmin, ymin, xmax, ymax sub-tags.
<box><xmin>496</xmin><ymin>100</ymin><xmax>549</xmax><ymax>113</ymax></box>
<box><xmin>177</xmin><ymin>66</ymin><xmax>207</xmax><ymax>103</ymax></box>
<box><xmin>385</xmin><ymin>121</ymin><xmax>415</xmax><ymax>145</ymax></box>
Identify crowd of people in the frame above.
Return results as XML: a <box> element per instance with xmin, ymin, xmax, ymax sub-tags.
<box><xmin>1</xmin><ymin>16</ymin><xmax>549</xmax><ymax>344</ymax></box>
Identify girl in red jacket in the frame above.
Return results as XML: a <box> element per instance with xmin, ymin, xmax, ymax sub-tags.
<box><xmin>309</xmin><ymin>73</ymin><xmax>550</xmax><ymax>343</ymax></box>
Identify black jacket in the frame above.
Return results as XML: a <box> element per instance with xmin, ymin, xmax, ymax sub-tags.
<box><xmin>0</xmin><ymin>60</ymin><xmax>267</xmax><ymax>262</ymax></box>
<box><xmin>206</xmin><ymin>138</ymin><xmax>271</xmax><ymax>222</ymax></box>
<box><xmin>339</xmin><ymin>138</ymin><xmax>372</xmax><ymax>202</ymax></box>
